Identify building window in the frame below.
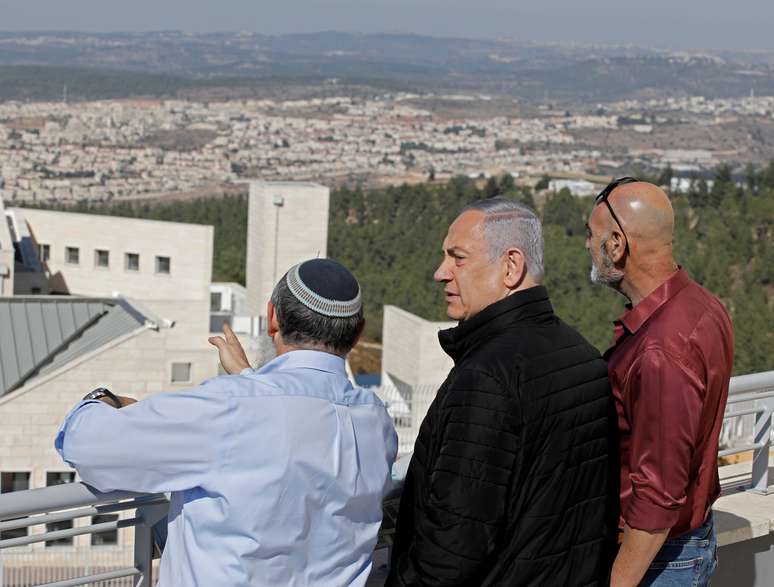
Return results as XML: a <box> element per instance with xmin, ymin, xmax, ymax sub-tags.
<box><xmin>65</xmin><ymin>246</ymin><xmax>79</xmax><ymax>265</ymax></box>
<box><xmin>1</xmin><ymin>472</ymin><xmax>31</xmax><ymax>541</ymax></box>
<box><xmin>171</xmin><ymin>362</ymin><xmax>192</xmax><ymax>384</ymax></box>
<box><xmin>155</xmin><ymin>256</ymin><xmax>171</xmax><ymax>275</ymax></box>
<box><xmin>125</xmin><ymin>252</ymin><xmax>140</xmax><ymax>271</ymax></box>
<box><xmin>46</xmin><ymin>472</ymin><xmax>76</xmax><ymax>547</ymax></box>
<box><xmin>95</xmin><ymin>249</ymin><xmax>110</xmax><ymax>268</ymax></box>
<box><xmin>91</xmin><ymin>514</ymin><xmax>119</xmax><ymax>546</ymax></box>
<box><xmin>39</xmin><ymin>243</ymin><xmax>50</xmax><ymax>262</ymax></box>
<box><xmin>210</xmin><ymin>292</ymin><xmax>222</xmax><ymax>312</ymax></box>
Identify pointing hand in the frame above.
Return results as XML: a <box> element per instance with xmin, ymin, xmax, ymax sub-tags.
<box><xmin>208</xmin><ymin>323</ymin><xmax>251</xmax><ymax>375</ymax></box>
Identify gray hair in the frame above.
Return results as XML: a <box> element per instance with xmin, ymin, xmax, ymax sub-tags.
<box><xmin>270</xmin><ymin>274</ymin><xmax>364</xmax><ymax>354</ymax></box>
<box><xmin>463</xmin><ymin>197</ymin><xmax>545</xmax><ymax>282</ymax></box>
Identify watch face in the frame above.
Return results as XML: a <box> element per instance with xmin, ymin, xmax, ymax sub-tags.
<box><xmin>84</xmin><ymin>388</ymin><xmax>109</xmax><ymax>401</ymax></box>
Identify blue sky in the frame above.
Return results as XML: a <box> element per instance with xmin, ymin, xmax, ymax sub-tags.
<box><xmin>1</xmin><ymin>0</ymin><xmax>771</xmax><ymax>49</ymax></box>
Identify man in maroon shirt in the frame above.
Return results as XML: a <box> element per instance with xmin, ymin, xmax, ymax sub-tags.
<box><xmin>586</xmin><ymin>178</ymin><xmax>734</xmax><ymax>586</ymax></box>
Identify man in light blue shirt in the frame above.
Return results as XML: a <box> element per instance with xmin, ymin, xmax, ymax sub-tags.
<box><xmin>56</xmin><ymin>259</ymin><xmax>398</xmax><ymax>587</ymax></box>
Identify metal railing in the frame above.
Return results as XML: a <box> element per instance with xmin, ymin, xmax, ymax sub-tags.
<box><xmin>0</xmin><ymin>484</ymin><xmax>168</xmax><ymax>587</ymax></box>
<box><xmin>2</xmin><ymin>371</ymin><xmax>772</xmax><ymax>586</ymax></box>
<box><xmin>373</xmin><ymin>383</ymin><xmax>440</xmax><ymax>455</ymax></box>
<box><xmin>719</xmin><ymin>370</ymin><xmax>774</xmax><ymax>494</ymax></box>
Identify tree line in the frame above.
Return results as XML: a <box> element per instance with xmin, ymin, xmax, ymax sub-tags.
<box><xmin>22</xmin><ymin>164</ymin><xmax>774</xmax><ymax>375</ymax></box>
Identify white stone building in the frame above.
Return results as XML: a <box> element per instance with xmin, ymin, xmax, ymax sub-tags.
<box><xmin>245</xmin><ymin>181</ymin><xmax>330</xmax><ymax>322</ymax></box>
<box><xmin>379</xmin><ymin>305</ymin><xmax>454</xmax><ymax>453</ymax></box>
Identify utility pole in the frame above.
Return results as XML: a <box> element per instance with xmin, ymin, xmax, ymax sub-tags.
<box><xmin>271</xmin><ymin>194</ymin><xmax>285</xmax><ymax>286</ymax></box>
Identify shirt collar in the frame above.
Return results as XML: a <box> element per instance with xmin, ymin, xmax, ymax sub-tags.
<box><xmin>616</xmin><ymin>267</ymin><xmax>692</xmax><ymax>339</ymax></box>
<box><xmin>256</xmin><ymin>349</ymin><xmax>347</xmax><ymax>376</ymax></box>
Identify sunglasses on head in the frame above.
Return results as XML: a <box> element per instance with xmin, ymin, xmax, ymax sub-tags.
<box><xmin>594</xmin><ymin>176</ymin><xmax>639</xmax><ymax>251</ymax></box>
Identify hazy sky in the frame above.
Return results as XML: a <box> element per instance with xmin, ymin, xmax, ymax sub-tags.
<box><xmin>1</xmin><ymin>0</ymin><xmax>772</xmax><ymax>50</ymax></box>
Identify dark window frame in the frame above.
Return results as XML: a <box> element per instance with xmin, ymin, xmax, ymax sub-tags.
<box><xmin>125</xmin><ymin>252</ymin><xmax>140</xmax><ymax>272</ymax></box>
<box><xmin>65</xmin><ymin>246</ymin><xmax>80</xmax><ymax>265</ymax></box>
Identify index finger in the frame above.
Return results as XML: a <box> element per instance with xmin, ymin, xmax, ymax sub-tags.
<box><xmin>223</xmin><ymin>322</ymin><xmax>238</xmax><ymax>344</ymax></box>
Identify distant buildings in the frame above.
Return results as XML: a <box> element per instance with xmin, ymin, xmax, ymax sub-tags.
<box><xmin>0</xmin><ymin>91</ymin><xmax>772</xmax><ymax>207</ymax></box>
<box><xmin>548</xmin><ymin>178</ymin><xmax>597</xmax><ymax>197</ymax></box>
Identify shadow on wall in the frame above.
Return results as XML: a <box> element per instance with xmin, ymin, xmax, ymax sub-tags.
<box><xmin>714</xmin><ymin>509</ymin><xmax>771</xmax><ymax>587</ymax></box>
<box><xmin>47</xmin><ymin>271</ymin><xmax>69</xmax><ymax>294</ymax></box>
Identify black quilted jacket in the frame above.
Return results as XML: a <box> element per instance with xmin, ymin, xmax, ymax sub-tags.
<box><xmin>387</xmin><ymin>286</ymin><xmax>616</xmax><ymax>587</ymax></box>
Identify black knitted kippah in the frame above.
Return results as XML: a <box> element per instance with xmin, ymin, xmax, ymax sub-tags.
<box><xmin>286</xmin><ymin>259</ymin><xmax>362</xmax><ymax>317</ymax></box>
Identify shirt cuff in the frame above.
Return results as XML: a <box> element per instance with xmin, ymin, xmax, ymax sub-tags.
<box><xmin>624</xmin><ymin>495</ymin><xmax>681</xmax><ymax>532</ymax></box>
<box><xmin>54</xmin><ymin>400</ymin><xmax>104</xmax><ymax>461</ymax></box>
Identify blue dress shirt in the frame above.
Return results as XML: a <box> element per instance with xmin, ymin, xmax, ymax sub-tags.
<box><xmin>56</xmin><ymin>350</ymin><xmax>398</xmax><ymax>587</ymax></box>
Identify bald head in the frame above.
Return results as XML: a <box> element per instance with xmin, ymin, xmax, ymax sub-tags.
<box><xmin>586</xmin><ymin>180</ymin><xmax>677</xmax><ymax>301</ymax></box>
<box><xmin>604</xmin><ymin>181</ymin><xmax>674</xmax><ymax>248</ymax></box>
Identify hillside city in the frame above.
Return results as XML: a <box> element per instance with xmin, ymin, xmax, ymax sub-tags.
<box><xmin>2</xmin><ymin>92</ymin><xmax>774</xmax><ymax>202</ymax></box>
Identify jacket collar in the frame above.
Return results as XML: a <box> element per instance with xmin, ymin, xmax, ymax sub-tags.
<box><xmin>439</xmin><ymin>285</ymin><xmax>554</xmax><ymax>363</ymax></box>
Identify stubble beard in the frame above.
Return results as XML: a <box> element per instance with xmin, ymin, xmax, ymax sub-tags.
<box><xmin>590</xmin><ymin>241</ymin><xmax>624</xmax><ymax>289</ymax></box>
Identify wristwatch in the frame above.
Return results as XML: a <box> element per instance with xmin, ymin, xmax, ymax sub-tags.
<box><xmin>83</xmin><ymin>387</ymin><xmax>122</xmax><ymax>409</ymax></box>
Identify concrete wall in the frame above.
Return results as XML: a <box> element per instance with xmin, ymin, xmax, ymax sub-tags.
<box><xmin>245</xmin><ymin>181</ymin><xmax>329</xmax><ymax>317</ymax></box>
<box><xmin>381</xmin><ymin>305</ymin><xmax>454</xmax><ymax>387</ymax></box>
<box><xmin>716</xmin><ymin>534</ymin><xmax>774</xmax><ymax>586</ymax></box>
<box><xmin>380</xmin><ymin>305</ymin><xmax>455</xmax><ymax>452</ymax></box>
<box><xmin>710</xmin><ymin>459</ymin><xmax>774</xmax><ymax>587</ymax></box>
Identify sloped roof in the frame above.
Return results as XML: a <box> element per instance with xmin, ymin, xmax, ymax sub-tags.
<box><xmin>0</xmin><ymin>297</ymin><xmax>149</xmax><ymax>397</ymax></box>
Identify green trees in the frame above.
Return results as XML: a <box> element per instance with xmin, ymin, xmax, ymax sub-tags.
<box><xmin>22</xmin><ymin>163</ymin><xmax>774</xmax><ymax>374</ymax></box>
<box><xmin>542</xmin><ymin>187</ymin><xmax>586</xmax><ymax>236</ymax></box>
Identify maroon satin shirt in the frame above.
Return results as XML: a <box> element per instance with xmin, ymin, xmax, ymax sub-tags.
<box><xmin>604</xmin><ymin>269</ymin><xmax>734</xmax><ymax>537</ymax></box>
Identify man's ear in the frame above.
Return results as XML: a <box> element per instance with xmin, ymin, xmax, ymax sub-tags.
<box><xmin>267</xmin><ymin>301</ymin><xmax>280</xmax><ymax>338</ymax></box>
<box><xmin>504</xmin><ymin>248</ymin><xmax>527</xmax><ymax>289</ymax></box>
<box><xmin>606</xmin><ymin>230</ymin><xmax>627</xmax><ymax>263</ymax></box>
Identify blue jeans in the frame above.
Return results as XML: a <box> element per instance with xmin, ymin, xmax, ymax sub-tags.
<box><xmin>640</xmin><ymin>514</ymin><xmax>717</xmax><ymax>586</ymax></box>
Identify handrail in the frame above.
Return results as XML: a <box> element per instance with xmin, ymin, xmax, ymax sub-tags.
<box><xmin>1</xmin><ymin>370</ymin><xmax>773</xmax><ymax>586</ymax></box>
<box><xmin>718</xmin><ymin>371</ymin><xmax>774</xmax><ymax>494</ymax></box>
<box><xmin>728</xmin><ymin>370</ymin><xmax>774</xmax><ymax>395</ymax></box>
<box><xmin>0</xmin><ymin>485</ymin><xmax>169</xmax><ymax>587</ymax></box>
<box><xmin>0</xmin><ymin>483</ymin><xmax>153</xmax><ymax>521</ymax></box>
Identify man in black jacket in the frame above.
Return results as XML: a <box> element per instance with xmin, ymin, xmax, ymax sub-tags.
<box><xmin>387</xmin><ymin>198</ymin><xmax>614</xmax><ymax>586</ymax></box>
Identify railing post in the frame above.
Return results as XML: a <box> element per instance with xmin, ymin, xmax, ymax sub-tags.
<box><xmin>750</xmin><ymin>406</ymin><xmax>772</xmax><ymax>495</ymax></box>
<box><xmin>134</xmin><ymin>501</ymin><xmax>168</xmax><ymax>587</ymax></box>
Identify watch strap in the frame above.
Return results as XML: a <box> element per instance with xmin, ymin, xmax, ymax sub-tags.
<box><xmin>83</xmin><ymin>387</ymin><xmax>122</xmax><ymax>409</ymax></box>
